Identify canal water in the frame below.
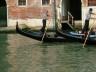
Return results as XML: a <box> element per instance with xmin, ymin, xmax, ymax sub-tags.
<box><xmin>0</xmin><ymin>34</ymin><xmax>96</xmax><ymax>72</ymax></box>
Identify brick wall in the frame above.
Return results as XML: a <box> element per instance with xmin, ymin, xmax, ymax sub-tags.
<box><xmin>7</xmin><ymin>0</ymin><xmax>58</xmax><ymax>19</ymax></box>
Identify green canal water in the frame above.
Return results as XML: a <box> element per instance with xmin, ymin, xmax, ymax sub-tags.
<box><xmin>0</xmin><ymin>34</ymin><xmax>96</xmax><ymax>72</ymax></box>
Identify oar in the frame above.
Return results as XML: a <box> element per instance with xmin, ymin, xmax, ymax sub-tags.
<box><xmin>41</xmin><ymin>19</ymin><xmax>51</xmax><ymax>42</ymax></box>
<box><xmin>41</xmin><ymin>26</ymin><xmax>47</xmax><ymax>42</ymax></box>
<box><xmin>83</xmin><ymin>20</ymin><xmax>96</xmax><ymax>48</ymax></box>
<box><xmin>83</xmin><ymin>30</ymin><xmax>91</xmax><ymax>48</ymax></box>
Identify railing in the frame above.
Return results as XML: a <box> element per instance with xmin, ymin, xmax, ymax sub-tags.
<box><xmin>68</xmin><ymin>11</ymin><xmax>74</xmax><ymax>27</ymax></box>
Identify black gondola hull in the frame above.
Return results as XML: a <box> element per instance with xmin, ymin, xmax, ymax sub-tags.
<box><xmin>16</xmin><ymin>24</ymin><xmax>67</xmax><ymax>42</ymax></box>
<box><xmin>57</xmin><ymin>29</ymin><xmax>96</xmax><ymax>44</ymax></box>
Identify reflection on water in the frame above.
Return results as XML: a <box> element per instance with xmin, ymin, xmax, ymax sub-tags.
<box><xmin>0</xmin><ymin>34</ymin><xmax>96</xmax><ymax>72</ymax></box>
<box><xmin>0</xmin><ymin>34</ymin><xmax>11</xmax><ymax>72</ymax></box>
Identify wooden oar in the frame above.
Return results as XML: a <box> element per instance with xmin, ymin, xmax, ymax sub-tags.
<box><xmin>83</xmin><ymin>20</ymin><xmax>96</xmax><ymax>48</ymax></box>
<box><xmin>41</xmin><ymin>26</ymin><xmax>47</xmax><ymax>42</ymax></box>
<box><xmin>41</xmin><ymin>19</ymin><xmax>51</xmax><ymax>42</ymax></box>
<box><xmin>83</xmin><ymin>30</ymin><xmax>91</xmax><ymax>48</ymax></box>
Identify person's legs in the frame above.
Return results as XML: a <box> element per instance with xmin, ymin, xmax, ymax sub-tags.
<box><xmin>82</xmin><ymin>20</ymin><xmax>89</xmax><ymax>39</ymax></box>
<box><xmin>40</xmin><ymin>19</ymin><xmax>46</xmax><ymax>32</ymax></box>
<box><xmin>82</xmin><ymin>20</ymin><xmax>89</xmax><ymax>33</ymax></box>
<box><xmin>43</xmin><ymin>19</ymin><xmax>46</xmax><ymax>28</ymax></box>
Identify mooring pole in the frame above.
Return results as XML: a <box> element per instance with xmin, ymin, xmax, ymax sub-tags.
<box><xmin>52</xmin><ymin>0</ymin><xmax>57</xmax><ymax>31</ymax></box>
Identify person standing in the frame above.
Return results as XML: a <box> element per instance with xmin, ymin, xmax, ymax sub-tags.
<box><xmin>40</xmin><ymin>10</ymin><xmax>49</xmax><ymax>33</ymax></box>
<box><xmin>82</xmin><ymin>8</ymin><xmax>94</xmax><ymax>34</ymax></box>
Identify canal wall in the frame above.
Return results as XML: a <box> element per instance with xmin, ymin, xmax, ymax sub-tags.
<box><xmin>0</xmin><ymin>20</ymin><xmax>83</xmax><ymax>33</ymax></box>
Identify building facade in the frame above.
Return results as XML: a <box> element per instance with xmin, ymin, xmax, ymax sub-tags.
<box><xmin>0</xmin><ymin>0</ymin><xmax>60</xmax><ymax>27</ymax></box>
<box><xmin>0</xmin><ymin>0</ymin><xmax>96</xmax><ymax>27</ymax></box>
<box><xmin>82</xmin><ymin>0</ymin><xmax>96</xmax><ymax>28</ymax></box>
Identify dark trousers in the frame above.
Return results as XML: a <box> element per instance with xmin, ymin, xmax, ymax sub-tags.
<box><xmin>82</xmin><ymin>20</ymin><xmax>89</xmax><ymax>33</ymax></box>
<box><xmin>40</xmin><ymin>19</ymin><xmax>46</xmax><ymax>32</ymax></box>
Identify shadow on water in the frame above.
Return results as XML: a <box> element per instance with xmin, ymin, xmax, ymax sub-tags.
<box><xmin>0</xmin><ymin>34</ymin><xmax>11</xmax><ymax>72</ymax></box>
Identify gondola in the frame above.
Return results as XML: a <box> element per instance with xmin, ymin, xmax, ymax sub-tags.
<box><xmin>57</xmin><ymin>28</ymin><xmax>96</xmax><ymax>44</ymax></box>
<box><xmin>16</xmin><ymin>23</ymin><xmax>67</xmax><ymax>42</ymax></box>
